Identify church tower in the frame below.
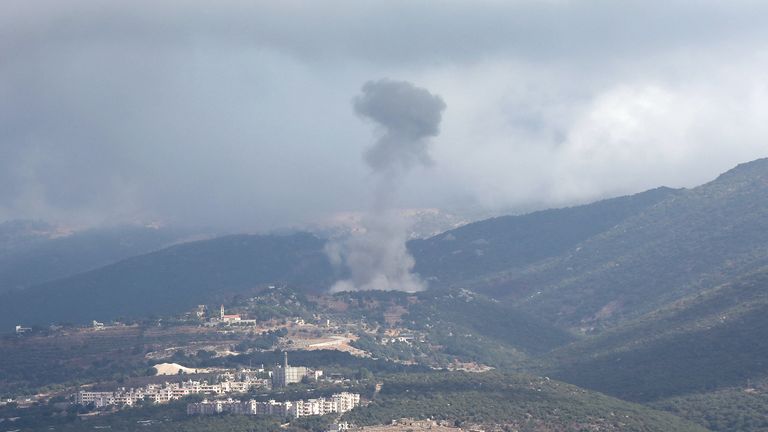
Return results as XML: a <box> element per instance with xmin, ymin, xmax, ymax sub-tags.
<box><xmin>220</xmin><ymin>304</ymin><xmax>225</xmax><ymax>320</ymax></box>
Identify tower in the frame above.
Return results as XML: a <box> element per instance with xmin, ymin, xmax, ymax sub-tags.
<box><xmin>284</xmin><ymin>351</ymin><xmax>289</xmax><ymax>368</ymax></box>
<box><xmin>220</xmin><ymin>304</ymin><xmax>225</xmax><ymax>320</ymax></box>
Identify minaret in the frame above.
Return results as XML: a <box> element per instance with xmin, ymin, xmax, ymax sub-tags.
<box><xmin>220</xmin><ymin>304</ymin><xmax>225</xmax><ymax>320</ymax></box>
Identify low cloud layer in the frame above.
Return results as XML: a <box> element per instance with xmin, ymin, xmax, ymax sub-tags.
<box><xmin>2</xmin><ymin>1</ymin><xmax>768</xmax><ymax>230</ymax></box>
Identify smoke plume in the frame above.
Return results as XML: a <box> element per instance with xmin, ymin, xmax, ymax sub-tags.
<box><xmin>328</xmin><ymin>79</ymin><xmax>446</xmax><ymax>293</ymax></box>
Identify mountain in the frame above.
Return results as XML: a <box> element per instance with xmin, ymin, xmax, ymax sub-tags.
<box><xmin>4</xmin><ymin>158</ymin><xmax>768</xmax><ymax>430</ymax></box>
<box><xmin>0</xmin><ymin>233</ymin><xmax>334</xmax><ymax>328</ymax></box>
<box><xmin>339</xmin><ymin>288</ymin><xmax>578</xmax><ymax>367</ymax></box>
<box><xmin>651</xmin><ymin>379</ymin><xmax>768</xmax><ymax>432</ymax></box>
<box><xmin>428</xmin><ymin>158</ymin><xmax>768</xmax><ymax>331</ymax></box>
<box><xmin>537</xmin><ymin>265</ymin><xmax>768</xmax><ymax>431</ymax></box>
<box><xmin>0</xmin><ymin>221</ymin><xmax>204</xmax><ymax>293</ymax></box>
<box><xmin>343</xmin><ymin>371</ymin><xmax>709</xmax><ymax>432</ymax></box>
<box><xmin>548</xmin><ymin>266</ymin><xmax>768</xmax><ymax>401</ymax></box>
<box><xmin>0</xmin><ymin>186</ymin><xmax>678</xmax><ymax>330</ymax></box>
<box><xmin>307</xmin><ymin>208</ymin><xmax>471</xmax><ymax>240</ymax></box>
<box><xmin>0</xmin><ymin>220</ymin><xmax>61</xmax><ymax>254</ymax></box>
<box><xmin>5</xmin><ymin>158</ymin><xmax>768</xmax><ymax>336</ymax></box>
<box><xmin>410</xmin><ymin>186</ymin><xmax>678</xmax><ymax>287</ymax></box>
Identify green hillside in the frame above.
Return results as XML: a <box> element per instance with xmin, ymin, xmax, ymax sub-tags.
<box><xmin>465</xmin><ymin>158</ymin><xmax>768</xmax><ymax>330</ymax></box>
<box><xmin>548</xmin><ymin>267</ymin><xmax>768</xmax><ymax>401</ymax></box>
<box><xmin>327</xmin><ymin>288</ymin><xmax>578</xmax><ymax>368</ymax></box>
<box><xmin>344</xmin><ymin>371</ymin><xmax>710</xmax><ymax>432</ymax></box>
<box><xmin>652</xmin><ymin>382</ymin><xmax>768</xmax><ymax>432</ymax></box>
<box><xmin>0</xmin><ymin>233</ymin><xmax>333</xmax><ymax>328</ymax></box>
<box><xmin>405</xmin><ymin>289</ymin><xmax>576</xmax><ymax>365</ymax></box>
<box><xmin>410</xmin><ymin>186</ymin><xmax>677</xmax><ymax>287</ymax></box>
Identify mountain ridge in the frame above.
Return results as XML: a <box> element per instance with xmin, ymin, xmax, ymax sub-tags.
<box><xmin>480</xmin><ymin>157</ymin><xmax>768</xmax><ymax>330</ymax></box>
<box><xmin>0</xmin><ymin>223</ymin><xmax>207</xmax><ymax>294</ymax></box>
<box><xmin>3</xmin><ymin>157</ymin><xmax>768</xmax><ymax>335</ymax></box>
<box><xmin>0</xmin><ymin>232</ymin><xmax>333</xmax><ymax>328</ymax></box>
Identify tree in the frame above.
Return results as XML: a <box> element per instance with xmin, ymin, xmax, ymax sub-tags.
<box><xmin>357</xmin><ymin>368</ymin><xmax>374</xmax><ymax>381</ymax></box>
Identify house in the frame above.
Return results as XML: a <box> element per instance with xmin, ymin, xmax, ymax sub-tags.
<box><xmin>219</xmin><ymin>305</ymin><xmax>241</xmax><ymax>323</ymax></box>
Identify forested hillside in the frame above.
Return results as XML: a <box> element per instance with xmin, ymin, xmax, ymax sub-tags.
<box><xmin>469</xmin><ymin>158</ymin><xmax>768</xmax><ymax>330</ymax></box>
<box><xmin>0</xmin><ymin>223</ymin><xmax>198</xmax><ymax>293</ymax></box>
<box><xmin>344</xmin><ymin>372</ymin><xmax>710</xmax><ymax>432</ymax></box>
<box><xmin>549</xmin><ymin>267</ymin><xmax>768</xmax><ymax>401</ymax></box>
<box><xmin>410</xmin><ymin>186</ymin><xmax>677</xmax><ymax>287</ymax></box>
<box><xmin>0</xmin><ymin>233</ymin><xmax>333</xmax><ymax>328</ymax></box>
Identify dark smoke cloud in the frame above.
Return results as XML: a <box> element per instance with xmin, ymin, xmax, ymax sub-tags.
<box><xmin>354</xmin><ymin>80</ymin><xmax>446</xmax><ymax>172</ymax></box>
<box><xmin>329</xmin><ymin>80</ymin><xmax>445</xmax><ymax>293</ymax></box>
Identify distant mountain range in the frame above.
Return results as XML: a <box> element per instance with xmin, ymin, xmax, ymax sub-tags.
<box><xmin>0</xmin><ymin>233</ymin><xmax>333</xmax><ymax>327</ymax></box>
<box><xmin>0</xmin><ymin>222</ymin><xmax>208</xmax><ymax>294</ymax></box>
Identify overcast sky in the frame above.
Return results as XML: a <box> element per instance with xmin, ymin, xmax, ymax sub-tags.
<box><xmin>2</xmin><ymin>0</ymin><xmax>768</xmax><ymax>230</ymax></box>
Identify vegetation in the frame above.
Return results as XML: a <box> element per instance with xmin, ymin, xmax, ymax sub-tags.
<box><xmin>652</xmin><ymin>385</ymin><xmax>768</xmax><ymax>432</ymax></box>
<box><xmin>234</xmin><ymin>329</ymin><xmax>285</xmax><ymax>352</ymax></box>
<box><xmin>550</xmin><ymin>269</ymin><xmax>768</xmax><ymax>401</ymax></box>
<box><xmin>0</xmin><ymin>325</ymin><xmax>232</xmax><ymax>395</ymax></box>
<box><xmin>351</xmin><ymin>334</ymin><xmax>424</xmax><ymax>363</ymax></box>
<box><xmin>205</xmin><ymin>349</ymin><xmax>430</xmax><ymax>376</ymax></box>
<box><xmin>344</xmin><ymin>371</ymin><xmax>709</xmax><ymax>432</ymax></box>
<box><xmin>499</xmin><ymin>158</ymin><xmax>768</xmax><ymax>330</ymax></box>
<box><xmin>409</xmin><ymin>186</ymin><xmax>676</xmax><ymax>288</ymax></box>
<box><xmin>7</xmin><ymin>159</ymin><xmax>768</xmax><ymax>430</ymax></box>
<box><xmin>408</xmin><ymin>289</ymin><xmax>575</xmax><ymax>355</ymax></box>
<box><xmin>0</xmin><ymin>398</ymin><xmax>291</xmax><ymax>432</ymax></box>
<box><xmin>0</xmin><ymin>233</ymin><xmax>334</xmax><ymax>328</ymax></box>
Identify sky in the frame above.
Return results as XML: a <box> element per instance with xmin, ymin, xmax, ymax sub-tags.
<box><xmin>2</xmin><ymin>0</ymin><xmax>768</xmax><ymax>231</ymax></box>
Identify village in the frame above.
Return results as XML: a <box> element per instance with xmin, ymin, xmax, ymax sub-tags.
<box><xmin>73</xmin><ymin>351</ymin><xmax>364</xmax><ymax>420</ymax></box>
<box><xmin>1</xmin><ymin>287</ymin><xmax>501</xmax><ymax>432</ymax></box>
<box><xmin>74</xmin><ymin>351</ymin><xmax>344</xmax><ymax>408</ymax></box>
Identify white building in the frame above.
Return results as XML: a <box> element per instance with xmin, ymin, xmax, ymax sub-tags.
<box><xmin>187</xmin><ymin>392</ymin><xmax>360</xmax><ymax>418</ymax></box>
<box><xmin>272</xmin><ymin>352</ymin><xmax>323</xmax><ymax>388</ymax></box>
<box><xmin>75</xmin><ymin>375</ymin><xmax>267</xmax><ymax>408</ymax></box>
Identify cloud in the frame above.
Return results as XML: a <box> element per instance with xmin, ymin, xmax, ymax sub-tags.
<box><xmin>5</xmin><ymin>1</ymin><xmax>768</xmax><ymax>65</ymax></box>
<box><xmin>1</xmin><ymin>0</ymin><xmax>768</xmax><ymax>229</ymax></box>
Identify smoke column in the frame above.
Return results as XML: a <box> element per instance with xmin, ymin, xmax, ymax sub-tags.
<box><xmin>327</xmin><ymin>79</ymin><xmax>446</xmax><ymax>293</ymax></box>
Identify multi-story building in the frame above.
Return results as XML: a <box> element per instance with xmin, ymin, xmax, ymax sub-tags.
<box><xmin>332</xmin><ymin>392</ymin><xmax>360</xmax><ymax>412</ymax></box>
<box><xmin>272</xmin><ymin>352</ymin><xmax>323</xmax><ymax>388</ymax></box>
<box><xmin>75</xmin><ymin>374</ymin><xmax>268</xmax><ymax>409</ymax></box>
<box><xmin>187</xmin><ymin>392</ymin><xmax>360</xmax><ymax>418</ymax></box>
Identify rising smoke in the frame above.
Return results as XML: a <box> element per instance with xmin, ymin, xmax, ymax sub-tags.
<box><xmin>327</xmin><ymin>79</ymin><xmax>446</xmax><ymax>293</ymax></box>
